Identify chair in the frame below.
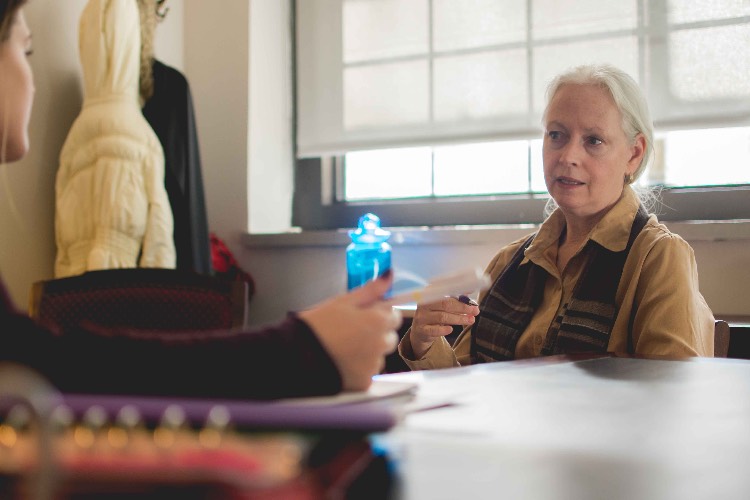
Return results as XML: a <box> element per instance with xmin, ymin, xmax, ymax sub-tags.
<box><xmin>714</xmin><ymin>319</ymin><xmax>730</xmax><ymax>358</ymax></box>
<box><xmin>727</xmin><ymin>323</ymin><xmax>750</xmax><ymax>359</ymax></box>
<box><xmin>29</xmin><ymin>268</ymin><xmax>248</xmax><ymax>334</ymax></box>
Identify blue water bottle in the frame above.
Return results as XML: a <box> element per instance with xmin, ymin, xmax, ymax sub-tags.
<box><xmin>347</xmin><ymin>213</ymin><xmax>391</xmax><ymax>290</ymax></box>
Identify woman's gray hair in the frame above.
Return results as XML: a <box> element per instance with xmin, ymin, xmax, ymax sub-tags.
<box><xmin>543</xmin><ymin>63</ymin><xmax>654</xmax><ymax>181</ymax></box>
<box><xmin>542</xmin><ymin>64</ymin><xmax>658</xmax><ymax>216</ymax></box>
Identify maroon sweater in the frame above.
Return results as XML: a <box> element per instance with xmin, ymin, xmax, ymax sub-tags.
<box><xmin>0</xmin><ymin>275</ymin><xmax>341</xmax><ymax>400</ymax></box>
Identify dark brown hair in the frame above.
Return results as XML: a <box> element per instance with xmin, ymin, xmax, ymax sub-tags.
<box><xmin>0</xmin><ymin>0</ymin><xmax>27</xmax><ymax>42</ymax></box>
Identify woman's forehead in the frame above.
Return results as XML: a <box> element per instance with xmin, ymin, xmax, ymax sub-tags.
<box><xmin>546</xmin><ymin>84</ymin><xmax>622</xmax><ymax>128</ymax></box>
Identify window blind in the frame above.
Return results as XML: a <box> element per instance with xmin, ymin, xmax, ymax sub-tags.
<box><xmin>295</xmin><ymin>0</ymin><xmax>750</xmax><ymax>158</ymax></box>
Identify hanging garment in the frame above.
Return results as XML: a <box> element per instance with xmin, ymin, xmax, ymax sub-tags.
<box><xmin>55</xmin><ymin>0</ymin><xmax>175</xmax><ymax>278</ymax></box>
<box><xmin>142</xmin><ymin>59</ymin><xmax>212</xmax><ymax>274</ymax></box>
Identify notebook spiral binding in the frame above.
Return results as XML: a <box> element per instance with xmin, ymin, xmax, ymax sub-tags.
<box><xmin>0</xmin><ymin>366</ymin><xmax>396</xmax><ymax>499</ymax></box>
<box><xmin>0</xmin><ymin>362</ymin><xmax>60</xmax><ymax>500</ymax></box>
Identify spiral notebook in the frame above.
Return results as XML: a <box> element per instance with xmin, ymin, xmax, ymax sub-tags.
<box><xmin>57</xmin><ymin>379</ymin><xmax>417</xmax><ymax>433</ymax></box>
<box><xmin>0</xmin><ymin>365</ymin><xmax>408</xmax><ymax>498</ymax></box>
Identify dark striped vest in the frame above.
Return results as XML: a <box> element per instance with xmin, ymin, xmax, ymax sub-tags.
<box><xmin>470</xmin><ymin>206</ymin><xmax>649</xmax><ymax>363</ymax></box>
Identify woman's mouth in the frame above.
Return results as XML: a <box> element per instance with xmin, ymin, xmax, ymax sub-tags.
<box><xmin>557</xmin><ymin>176</ymin><xmax>584</xmax><ymax>186</ymax></box>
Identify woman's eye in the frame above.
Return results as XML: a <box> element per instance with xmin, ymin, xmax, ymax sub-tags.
<box><xmin>586</xmin><ymin>136</ymin><xmax>603</xmax><ymax>146</ymax></box>
<box><xmin>548</xmin><ymin>131</ymin><xmax>562</xmax><ymax>140</ymax></box>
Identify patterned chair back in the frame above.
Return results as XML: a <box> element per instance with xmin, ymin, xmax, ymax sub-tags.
<box><xmin>29</xmin><ymin>268</ymin><xmax>247</xmax><ymax>334</ymax></box>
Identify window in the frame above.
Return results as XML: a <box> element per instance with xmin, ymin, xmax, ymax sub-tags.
<box><xmin>293</xmin><ymin>0</ymin><xmax>750</xmax><ymax>230</ymax></box>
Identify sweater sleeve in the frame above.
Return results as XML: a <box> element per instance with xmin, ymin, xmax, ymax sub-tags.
<box><xmin>2</xmin><ymin>285</ymin><xmax>342</xmax><ymax>400</ymax></box>
<box><xmin>56</xmin><ymin>314</ymin><xmax>343</xmax><ymax>400</ymax></box>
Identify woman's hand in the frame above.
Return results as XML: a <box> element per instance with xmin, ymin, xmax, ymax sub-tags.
<box><xmin>409</xmin><ymin>297</ymin><xmax>480</xmax><ymax>359</ymax></box>
<box><xmin>299</xmin><ymin>273</ymin><xmax>402</xmax><ymax>392</ymax></box>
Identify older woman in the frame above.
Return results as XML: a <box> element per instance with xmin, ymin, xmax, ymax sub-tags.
<box><xmin>1</xmin><ymin>0</ymin><xmax>400</xmax><ymax>399</ymax></box>
<box><xmin>401</xmin><ymin>64</ymin><xmax>714</xmax><ymax>369</ymax></box>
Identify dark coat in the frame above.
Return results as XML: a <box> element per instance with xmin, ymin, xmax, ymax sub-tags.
<box><xmin>143</xmin><ymin>59</ymin><xmax>212</xmax><ymax>275</ymax></box>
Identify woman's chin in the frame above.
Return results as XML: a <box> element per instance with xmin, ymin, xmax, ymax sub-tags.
<box><xmin>551</xmin><ymin>192</ymin><xmax>584</xmax><ymax>211</ymax></box>
<box><xmin>552</xmin><ymin>196</ymin><xmax>595</xmax><ymax>218</ymax></box>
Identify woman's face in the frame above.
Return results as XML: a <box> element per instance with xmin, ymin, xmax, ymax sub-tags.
<box><xmin>543</xmin><ymin>83</ymin><xmax>644</xmax><ymax>224</ymax></box>
<box><xmin>0</xmin><ymin>8</ymin><xmax>34</xmax><ymax>163</ymax></box>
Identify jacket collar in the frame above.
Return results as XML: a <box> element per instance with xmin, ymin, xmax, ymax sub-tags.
<box><xmin>523</xmin><ymin>186</ymin><xmax>641</xmax><ymax>268</ymax></box>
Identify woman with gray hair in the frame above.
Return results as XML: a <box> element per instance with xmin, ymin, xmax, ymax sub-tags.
<box><xmin>401</xmin><ymin>63</ymin><xmax>714</xmax><ymax>369</ymax></box>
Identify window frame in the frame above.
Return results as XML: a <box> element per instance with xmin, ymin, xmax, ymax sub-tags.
<box><xmin>292</xmin><ymin>157</ymin><xmax>750</xmax><ymax>230</ymax></box>
<box><xmin>292</xmin><ymin>0</ymin><xmax>750</xmax><ymax>231</ymax></box>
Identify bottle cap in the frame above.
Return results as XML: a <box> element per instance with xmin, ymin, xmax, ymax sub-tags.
<box><xmin>349</xmin><ymin>213</ymin><xmax>391</xmax><ymax>243</ymax></box>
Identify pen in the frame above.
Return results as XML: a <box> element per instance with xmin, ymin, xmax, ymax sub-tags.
<box><xmin>456</xmin><ymin>295</ymin><xmax>479</xmax><ymax>307</ymax></box>
<box><xmin>383</xmin><ymin>267</ymin><xmax>490</xmax><ymax>307</ymax></box>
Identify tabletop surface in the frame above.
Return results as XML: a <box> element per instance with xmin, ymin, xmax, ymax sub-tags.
<box><xmin>375</xmin><ymin>355</ymin><xmax>750</xmax><ymax>500</ymax></box>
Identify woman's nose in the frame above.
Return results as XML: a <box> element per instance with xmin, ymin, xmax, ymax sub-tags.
<box><xmin>558</xmin><ymin>139</ymin><xmax>582</xmax><ymax>166</ymax></box>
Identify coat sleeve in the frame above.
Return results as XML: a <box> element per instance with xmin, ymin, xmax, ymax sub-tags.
<box><xmin>630</xmin><ymin>233</ymin><xmax>714</xmax><ymax>357</ymax></box>
<box><xmin>139</xmin><ymin>143</ymin><xmax>177</xmax><ymax>269</ymax></box>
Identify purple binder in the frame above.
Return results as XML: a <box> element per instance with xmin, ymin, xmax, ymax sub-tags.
<box><xmin>59</xmin><ymin>393</ymin><xmax>398</xmax><ymax>432</ymax></box>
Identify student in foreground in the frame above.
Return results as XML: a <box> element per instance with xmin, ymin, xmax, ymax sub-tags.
<box><xmin>0</xmin><ymin>0</ymin><xmax>401</xmax><ymax>400</ymax></box>
<box><xmin>400</xmin><ymin>63</ymin><xmax>714</xmax><ymax>370</ymax></box>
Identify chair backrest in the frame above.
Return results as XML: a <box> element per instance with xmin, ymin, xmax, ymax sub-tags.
<box><xmin>726</xmin><ymin>322</ymin><xmax>750</xmax><ymax>359</ymax></box>
<box><xmin>714</xmin><ymin>319</ymin><xmax>730</xmax><ymax>358</ymax></box>
<box><xmin>29</xmin><ymin>268</ymin><xmax>247</xmax><ymax>334</ymax></box>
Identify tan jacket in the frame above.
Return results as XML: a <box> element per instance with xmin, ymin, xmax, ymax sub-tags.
<box><xmin>400</xmin><ymin>186</ymin><xmax>715</xmax><ymax>369</ymax></box>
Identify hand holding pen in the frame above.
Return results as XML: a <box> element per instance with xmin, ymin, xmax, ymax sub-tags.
<box><xmin>398</xmin><ymin>268</ymin><xmax>487</xmax><ymax>359</ymax></box>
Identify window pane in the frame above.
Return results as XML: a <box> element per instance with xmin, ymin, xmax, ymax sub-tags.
<box><xmin>532</xmin><ymin>36</ymin><xmax>638</xmax><ymax>113</ymax></box>
<box><xmin>532</xmin><ymin>0</ymin><xmax>638</xmax><ymax>39</ymax></box>
<box><xmin>344</xmin><ymin>148</ymin><xmax>433</xmax><ymax>200</ymax></box>
<box><xmin>669</xmin><ymin>25</ymin><xmax>750</xmax><ymax>101</ymax></box>
<box><xmin>343</xmin><ymin>0</ymin><xmax>428</xmax><ymax>63</ymax></box>
<box><xmin>653</xmin><ymin>127</ymin><xmax>750</xmax><ymax>187</ymax></box>
<box><xmin>344</xmin><ymin>60</ymin><xmax>429</xmax><ymax>130</ymax></box>
<box><xmin>434</xmin><ymin>49</ymin><xmax>529</xmax><ymax>121</ymax></box>
<box><xmin>668</xmin><ymin>0</ymin><xmax>750</xmax><ymax>24</ymax></box>
<box><xmin>529</xmin><ymin>139</ymin><xmax>547</xmax><ymax>192</ymax></box>
<box><xmin>433</xmin><ymin>0</ymin><xmax>527</xmax><ymax>51</ymax></box>
<box><xmin>433</xmin><ymin>141</ymin><xmax>529</xmax><ymax>196</ymax></box>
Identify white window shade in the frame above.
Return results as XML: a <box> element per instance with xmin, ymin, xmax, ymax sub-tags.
<box><xmin>296</xmin><ymin>0</ymin><xmax>750</xmax><ymax>158</ymax></box>
<box><xmin>432</xmin><ymin>0</ymin><xmax>526</xmax><ymax>50</ymax></box>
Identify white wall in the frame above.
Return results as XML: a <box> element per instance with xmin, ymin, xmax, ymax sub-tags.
<box><xmin>182</xmin><ymin>0</ymin><xmax>250</xmax><ymax>257</ymax></box>
<box><xmin>154</xmin><ymin>1</ymin><xmax>184</xmax><ymax>71</ymax></box>
<box><xmin>237</xmin><ymin>232</ymin><xmax>750</xmax><ymax>328</ymax></box>
<box><xmin>182</xmin><ymin>0</ymin><xmax>293</xmax><ymax>248</ymax></box>
<box><xmin>247</xmin><ymin>0</ymin><xmax>294</xmax><ymax>234</ymax></box>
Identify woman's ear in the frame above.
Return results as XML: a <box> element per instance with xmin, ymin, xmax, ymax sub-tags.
<box><xmin>627</xmin><ymin>133</ymin><xmax>647</xmax><ymax>172</ymax></box>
